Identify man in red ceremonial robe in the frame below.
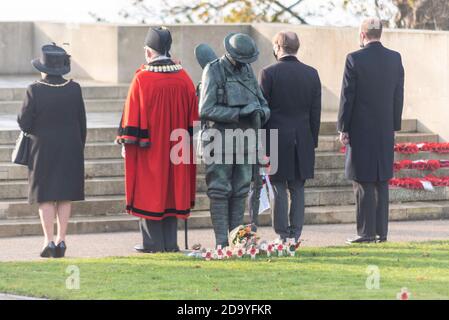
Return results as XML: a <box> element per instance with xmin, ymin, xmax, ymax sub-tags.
<box><xmin>116</xmin><ymin>27</ymin><xmax>198</xmax><ymax>253</ymax></box>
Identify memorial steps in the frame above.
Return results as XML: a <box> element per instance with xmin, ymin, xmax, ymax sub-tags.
<box><xmin>0</xmin><ymin>79</ymin><xmax>447</xmax><ymax>237</ymax></box>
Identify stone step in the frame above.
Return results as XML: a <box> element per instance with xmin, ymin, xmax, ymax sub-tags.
<box><xmin>183</xmin><ymin>210</ymin><xmax>272</xmax><ymax>229</ymax></box>
<box><xmin>0</xmin><ymin>127</ymin><xmax>119</xmax><ymax>145</ymax></box>
<box><xmin>319</xmin><ymin>119</ymin><xmax>417</xmax><ymax>135</ymax></box>
<box><xmin>0</xmin><ymin>210</ymin><xmax>272</xmax><ymax>238</ymax></box>
<box><xmin>0</xmin><ymin>214</ymin><xmax>139</xmax><ymax>238</ymax></box>
<box><xmin>0</xmin><ymin>84</ymin><xmax>129</xmax><ymax>101</ymax></box>
<box><xmin>317</xmin><ymin>132</ymin><xmax>439</xmax><ymax>152</ymax></box>
<box><xmin>0</xmin><ymin>119</ymin><xmax>418</xmax><ymax>145</ymax></box>
<box><xmin>3</xmin><ymin>185</ymin><xmax>449</xmax><ymax>220</ymax></box>
<box><xmin>301</xmin><ymin>185</ymin><xmax>449</xmax><ymax>206</ymax></box>
<box><xmin>307</xmin><ymin>167</ymin><xmax>449</xmax><ymax>187</ymax></box>
<box><xmin>0</xmin><ymin>177</ymin><xmax>124</xmax><ymax>200</ymax></box>
<box><xmin>196</xmin><ymin>151</ymin><xmax>449</xmax><ymax>173</ymax></box>
<box><xmin>0</xmin><ymin>159</ymin><xmax>124</xmax><ymax>181</ymax></box>
<box><xmin>0</xmin><ymin>175</ymin><xmax>208</xmax><ymax>200</ymax></box>
<box><xmin>0</xmin><ymin>194</ymin><xmax>208</xmax><ymax>220</ymax></box>
<box><xmin>0</xmin><ymin>195</ymin><xmax>127</xmax><ymax>220</ymax></box>
<box><xmin>3</xmin><ymin>162</ymin><xmax>448</xmax><ymax>198</ymax></box>
<box><xmin>304</xmin><ymin>201</ymin><xmax>449</xmax><ymax>224</ymax></box>
<box><xmin>1</xmin><ymin>200</ymin><xmax>448</xmax><ymax>238</ymax></box>
<box><xmin>0</xmin><ymin>142</ymin><xmax>121</xmax><ymax>161</ymax></box>
<box><xmin>3</xmin><ymin>149</ymin><xmax>448</xmax><ymax>181</ymax></box>
<box><xmin>2</xmin><ymin>140</ymin><xmax>446</xmax><ymax>175</ymax></box>
<box><xmin>0</xmin><ymin>99</ymin><xmax>125</xmax><ymax>114</ymax></box>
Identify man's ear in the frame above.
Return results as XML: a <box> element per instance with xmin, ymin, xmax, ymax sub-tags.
<box><xmin>361</xmin><ymin>32</ymin><xmax>367</xmax><ymax>41</ymax></box>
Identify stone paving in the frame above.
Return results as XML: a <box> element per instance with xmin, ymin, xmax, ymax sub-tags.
<box><xmin>0</xmin><ymin>220</ymin><xmax>447</xmax><ymax>262</ymax></box>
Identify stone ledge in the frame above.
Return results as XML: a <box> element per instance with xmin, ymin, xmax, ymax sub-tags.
<box><xmin>1</xmin><ymin>202</ymin><xmax>448</xmax><ymax>237</ymax></box>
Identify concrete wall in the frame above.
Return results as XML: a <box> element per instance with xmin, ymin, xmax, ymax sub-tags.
<box><xmin>33</xmin><ymin>22</ymin><xmax>119</xmax><ymax>82</ymax></box>
<box><xmin>116</xmin><ymin>24</ymin><xmax>251</xmax><ymax>83</ymax></box>
<box><xmin>0</xmin><ymin>22</ymin><xmax>448</xmax><ymax>140</ymax></box>
<box><xmin>0</xmin><ymin>22</ymin><xmax>35</xmax><ymax>74</ymax></box>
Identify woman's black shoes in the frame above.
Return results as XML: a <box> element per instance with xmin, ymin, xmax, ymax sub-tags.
<box><xmin>40</xmin><ymin>241</ymin><xmax>56</xmax><ymax>258</ymax></box>
<box><xmin>55</xmin><ymin>241</ymin><xmax>67</xmax><ymax>258</ymax></box>
<box><xmin>40</xmin><ymin>241</ymin><xmax>67</xmax><ymax>258</ymax></box>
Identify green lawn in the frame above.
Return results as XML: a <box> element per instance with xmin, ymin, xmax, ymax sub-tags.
<box><xmin>0</xmin><ymin>241</ymin><xmax>448</xmax><ymax>300</ymax></box>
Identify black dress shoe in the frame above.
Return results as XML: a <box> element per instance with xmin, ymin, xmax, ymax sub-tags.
<box><xmin>134</xmin><ymin>244</ymin><xmax>156</xmax><ymax>253</ymax></box>
<box><xmin>55</xmin><ymin>241</ymin><xmax>67</xmax><ymax>258</ymax></box>
<box><xmin>346</xmin><ymin>236</ymin><xmax>375</xmax><ymax>244</ymax></box>
<box><xmin>40</xmin><ymin>241</ymin><xmax>56</xmax><ymax>258</ymax></box>
<box><xmin>376</xmin><ymin>236</ymin><xmax>388</xmax><ymax>243</ymax></box>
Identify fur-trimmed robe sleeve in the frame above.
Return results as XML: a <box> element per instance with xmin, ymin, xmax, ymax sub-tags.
<box><xmin>117</xmin><ymin>71</ymin><xmax>151</xmax><ymax>147</ymax></box>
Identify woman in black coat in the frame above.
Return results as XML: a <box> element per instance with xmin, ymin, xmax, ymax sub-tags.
<box><xmin>17</xmin><ymin>44</ymin><xmax>86</xmax><ymax>258</ymax></box>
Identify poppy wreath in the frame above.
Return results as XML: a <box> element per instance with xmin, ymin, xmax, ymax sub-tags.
<box><xmin>389</xmin><ymin>175</ymin><xmax>449</xmax><ymax>188</ymax></box>
<box><xmin>389</xmin><ymin>177</ymin><xmax>425</xmax><ymax>189</ymax></box>
<box><xmin>341</xmin><ymin>143</ymin><xmax>449</xmax><ymax>154</ymax></box>
<box><xmin>394</xmin><ymin>142</ymin><xmax>449</xmax><ymax>154</ymax></box>
<box><xmin>424</xmin><ymin>175</ymin><xmax>449</xmax><ymax>187</ymax></box>
<box><xmin>340</xmin><ymin>142</ymin><xmax>449</xmax><ymax>189</ymax></box>
<box><xmin>419</xmin><ymin>142</ymin><xmax>449</xmax><ymax>154</ymax></box>
<box><xmin>393</xmin><ymin>159</ymin><xmax>448</xmax><ymax>172</ymax></box>
<box><xmin>394</xmin><ymin>143</ymin><xmax>420</xmax><ymax>154</ymax></box>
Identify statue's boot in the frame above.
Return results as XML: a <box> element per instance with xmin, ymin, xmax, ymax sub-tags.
<box><xmin>209</xmin><ymin>198</ymin><xmax>230</xmax><ymax>247</ymax></box>
<box><xmin>229</xmin><ymin>197</ymin><xmax>246</xmax><ymax>232</ymax></box>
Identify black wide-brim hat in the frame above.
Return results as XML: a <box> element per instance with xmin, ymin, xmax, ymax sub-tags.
<box><xmin>224</xmin><ymin>32</ymin><xmax>259</xmax><ymax>64</ymax></box>
<box><xmin>31</xmin><ymin>43</ymin><xmax>71</xmax><ymax>76</ymax></box>
<box><xmin>144</xmin><ymin>26</ymin><xmax>172</xmax><ymax>57</ymax></box>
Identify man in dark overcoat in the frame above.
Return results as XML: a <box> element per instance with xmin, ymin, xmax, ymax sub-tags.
<box><xmin>338</xmin><ymin>18</ymin><xmax>404</xmax><ymax>243</ymax></box>
<box><xmin>260</xmin><ymin>31</ymin><xmax>322</xmax><ymax>242</ymax></box>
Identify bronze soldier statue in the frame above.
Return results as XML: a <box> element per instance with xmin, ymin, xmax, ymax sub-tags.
<box><xmin>198</xmin><ymin>33</ymin><xmax>270</xmax><ymax>247</ymax></box>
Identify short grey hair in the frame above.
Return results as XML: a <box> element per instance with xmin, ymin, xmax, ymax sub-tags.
<box><xmin>272</xmin><ymin>31</ymin><xmax>300</xmax><ymax>55</ymax></box>
<box><xmin>361</xmin><ymin>18</ymin><xmax>383</xmax><ymax>40</ymax></box>
<box><xmin>144</xmin><ymin>46</ymin><xmax>162</xmax><ymax>56</ymax></box>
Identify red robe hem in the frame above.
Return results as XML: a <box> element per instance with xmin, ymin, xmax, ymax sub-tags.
<box><xmin>129</xmin><ymin>211</ymin><xmax>191</xmax><ymax>221</ymax></box>
<box><xmin>126</xmin><ymin>201</ymin><xmax>195</xmax><ymax>221</ymax></box>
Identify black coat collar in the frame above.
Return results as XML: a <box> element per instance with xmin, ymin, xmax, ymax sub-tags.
<box><xmin>279</xmin><ymin>55</ymin><xmax>299</xmax><ymax>62</ymax></box>
<box><xmin>147</xmin><ymin>59</ymin><xmax>175</xmax><ymax>67</ymax></box>
<box><xmin>41</xmin><ymin>75</ymin><xmax>66</xmax><ymax>85</ymax></box>
<box><xmin>364</xmin><ymin>41</ymin><xmax>383</xmax><ymax>49</ymax></box>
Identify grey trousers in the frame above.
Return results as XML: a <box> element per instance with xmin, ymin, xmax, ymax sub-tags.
<box><xmin>353</xmin><ymin>181</ymin><xmax>389</xmax><ymax>239</ymax></box>
<box><xmin>272</xmin><ymin>179</ymin><xmax>305</xmax><ymax>242</ymax></box>
<box><xmin>140</xmin><ymin>217</ymin><xmax>179</xmax><ymax>252</ymax></box>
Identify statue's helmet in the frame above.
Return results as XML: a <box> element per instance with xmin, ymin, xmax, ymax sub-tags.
<box><xmin>194</xmin><ymin>43</ymin><xmax>218</xmax><ymax>69</ymax></box>
<box><xmin>224</xmin><ymin>32</ymin><xmax>259</xmax><ymax>64</ymax></box>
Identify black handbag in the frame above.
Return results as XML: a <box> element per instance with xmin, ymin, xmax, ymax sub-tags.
<box><xmin>12</xmin><ymin>132</ymin><xmax>31</xmax><ymax>166</ymax></box>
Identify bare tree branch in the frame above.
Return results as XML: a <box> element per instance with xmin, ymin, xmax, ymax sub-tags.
<box><xmin>272</xmin><ymin>0</ymin><xmax>307</xmax><ymax>24</ymax></box>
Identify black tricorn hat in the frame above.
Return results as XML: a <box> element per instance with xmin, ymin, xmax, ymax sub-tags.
<box><xmin>31</xmin><ymin>43</ymin><xmax>71</xmax><ymax>76</ymax></box>
<box><xmin>144</xmin><ymin>26</ymin><xmax>172</xmax><ymax>57</ymax></box>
